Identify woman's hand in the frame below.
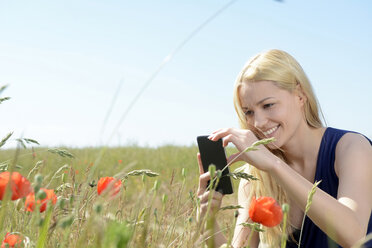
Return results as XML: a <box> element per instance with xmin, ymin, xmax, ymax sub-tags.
<box><xmin>196</xmin><ymin>153</ymin><xmax>223</xmax><ymax>222</ymax></box>
<box><xmin>208</xmin><ymin>128</ymin><xmax>277</xmax><ymax>172</ymax></box>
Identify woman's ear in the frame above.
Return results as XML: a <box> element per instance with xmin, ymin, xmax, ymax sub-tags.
<box><xmin>295</xmin><ymin>82</ymin><xmax>307</xmax><ymax>106</ymax></box>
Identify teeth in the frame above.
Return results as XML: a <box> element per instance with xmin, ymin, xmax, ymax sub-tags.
<box><xmin>263</xmin><ymin>126</ymin><xmax>278</xmax><ymax>136</ymax></box>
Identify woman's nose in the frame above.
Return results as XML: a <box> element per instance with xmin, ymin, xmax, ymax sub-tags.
<box><xmin>253</xmin><ymin>112</ymin><xmax>268</xmax><ymax>130</ymax></box>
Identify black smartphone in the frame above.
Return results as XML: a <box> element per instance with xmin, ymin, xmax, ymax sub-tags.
<box><xmin>197</xmin><ymin>135</ymin><xmax>233</xmax><ymax>195</ymax></box>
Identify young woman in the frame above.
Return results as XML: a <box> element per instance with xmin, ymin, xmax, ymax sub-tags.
<box><xmin>197</xmin><ymin>49</ymin><xmax>372</xmax><ymax>247</ymax></box>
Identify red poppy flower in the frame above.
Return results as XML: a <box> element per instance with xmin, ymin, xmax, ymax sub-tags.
<box><xmin>24</xmin><ymin>188</ymin><xmax>57</xmax><ymax>213</ymax></box>
<box><xmin>97</xmin><ymin>177</ymin><xmax>121</xmax><ymax>196</ymax></box>
<box><xmin>0</xmin><ymin>172</ymin><xmax>31</xmax><ymax>201</ymax></box>
<box><xmin>1</xmin><ymin>232</ymin><xmax>23</xmax><ymax>248</ymax></box>
<box><xmin>249</xmin><ymin>196</ymin><xmax>283</xmax><ymax>227</ymax></box>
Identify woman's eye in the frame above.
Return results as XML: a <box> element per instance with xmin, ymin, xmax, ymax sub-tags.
<box><xmin>244</xmin><ymin>110</ymin><xmax>253</xmax><ymax>116</ymax></box>
<box><xmin>263</xmin><ymin>103</ymin><xmax>274</xmax><ymax>109</ymax></box>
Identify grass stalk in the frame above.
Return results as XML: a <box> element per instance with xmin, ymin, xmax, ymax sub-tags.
<box><xmin>298</xmin><ymin>180</ymin><xmax>321</xmax><ymax>248</ymax></box>
<box><xmin>281</xmin><ymin>204</ymin><xmax>290</xmax><ymax>248</ymax></box>
<box><xmin>36</xmin><ymin>203</ymin><xmax>54</xmax><ymax>248</ymax></box>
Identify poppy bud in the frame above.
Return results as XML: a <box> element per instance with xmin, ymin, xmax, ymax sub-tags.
<box><xmin>59</xmin><ymin>215</ymin><xmax>74</xmax><ymax>229</ymax></box>
<box><xmin>61</xmin><ymin>173</ymin><xmax>67</xmax><ymax>183</ymax></box>
<box><xmin>36</xmin><ymin>190</ymin><xmax>47</xmax><ymax>200</ymax></box>
<box><xmin>181</xmin><ymin>168</ymin><xmax>186</xmax><ymax>178</ymax></box>
<box><xmin>161</xmin><ymin>194</ymin><xmax>168</xmax><ymax>204</ymax></box>
<box><xmin>58</xmin><ymin>198</ymin><xmax>65</xmax><ymax>209</ymax></box>
<box><xmin>94</xmin><ymin>203</ymin><xmax>102</xmax><ymax>214</ymax></box>
<box><xmin>25</xmin><ymin>188</ymin><xmax>57</xmax><ymax>213</ymax></box>
<box><xmin>153</xmin><ymin>180</ymin><xmax>160</xmax><ymax>191</ymax></box>
<box><xmin>216</xmin><ymin>170</ymin><xmax>222</xmax><ymax>179</ymax></box>
<box><xmin>15</xmin><ymin>199</ymin><xmax>23</xmax><ymax>211</ymax></box>
<box><xmin>282</xmin><ymin>203</ymin><xmax>290</xmax><ymax>213</ymax></box>
<box><xmin>234</xmin><ymin>210</ymin><xmax>239</xmax><ymax>218</ymax></box>
<box><xmin>208</xmin><ymin>164</ymin><xmax>216</xmax><ymax>179</ymax></box>
<box><xmin>35</xmin><ymin>174</ymin><xmax>43</xmax><ymax>184</ymax></box>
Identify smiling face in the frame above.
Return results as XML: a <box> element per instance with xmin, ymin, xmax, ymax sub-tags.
<box><xmin>239</xmin><ymin>80</ymin><xmax>306</xmax><ymax>149</ymax></box>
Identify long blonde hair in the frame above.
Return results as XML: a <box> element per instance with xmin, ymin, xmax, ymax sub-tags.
<box><xmin>233</xmin><ymin>49</ymin><xmax>324</xmax><ymax>246</ymax></box>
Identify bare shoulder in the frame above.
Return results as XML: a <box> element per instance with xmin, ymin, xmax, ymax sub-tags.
<box><xmin>335</xmin><ymin>132</ymin><xmax>372</xmax><ymax>231</ymax></box>
<box><xmin>337</xmin><ymin>132</ymin><xmax>371</xmax><ymax>150</ymax></box>
<box><xmin>335</xmin><ymin>132</ymin><xmax>372</xmax><ymax>175</ymax></box>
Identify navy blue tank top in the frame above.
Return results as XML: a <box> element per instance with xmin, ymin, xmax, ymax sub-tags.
<box><xmin>286</xmin><ymin>127</ymin><xmax>372</xmax><ymax>248</ymax></box>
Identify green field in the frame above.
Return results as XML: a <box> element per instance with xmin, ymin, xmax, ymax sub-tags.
<box><xmin>0</xmin><ymin>145</ymin><xmax>244</xmax><ymax>247</ymax></box>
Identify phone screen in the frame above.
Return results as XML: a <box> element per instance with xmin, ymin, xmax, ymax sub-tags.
<box><xmin>197</xmin><ymin>135</ymin><xmax>233</xmax><ymax>194</ymax></box>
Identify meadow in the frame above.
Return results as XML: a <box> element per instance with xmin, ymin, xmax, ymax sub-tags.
<box><xmin>1</xmin><ymin>84</ymin><xmax>371</xmax><ymax>248</ymax></box>
<box><xmin>0</xmin><ymin>144</ymin><xmax>244</xmax><ymax>248</ymax></box>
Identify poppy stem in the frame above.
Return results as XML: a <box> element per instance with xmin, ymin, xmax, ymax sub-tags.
<box><xmin>281</xmin><ymin>204</ymin><xmax>290</xmax><ymax>248</ymax></box>
<box><xmin>246</xmin><ymin>225</ymin><xmax>256</xmax><ymax>247</ymax></box>
<box><xmin>36</xmin><ymin>202</ymin><xmax>54</xmax><ymax>248</ymax></box>
<box><xmin>227</xmin><ymin>210</ymin><xmax>239</xmax><ymax>247</ymax></box>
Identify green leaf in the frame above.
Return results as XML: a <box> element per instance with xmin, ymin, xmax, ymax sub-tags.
<box><xmin>16</xmin><ymin>139</ymin><xmax>26</xmax><ymax>149</ymax></box>
<box><xmin>227</xmin><ymin>172</ymin><xmax>258</xmax><ymax>181</ymax></box>
<box><xmin>243</xmin><ymin>137</ymin><xmax>276</xmax><ymax>153</ymax></box>
<box><xmin>0</xmin><ymin>97</ymin><xmax>10</xmax><ymax>104</ymax></box>
<box><xmin>0</xmin><ymin>132</ymin><xmax>13</xmax><ymax>148</ymax></box>
<box><xmin>220</xmin><ymin>205</ymin><xmax>243</xmax><ymax>211</ymax></box>
<box><xmin>305</xmin><ymin>180</ymin><xmax>321</xmax><ymax>213</ymax></box>
<box><xmin>0</xmin><ymin>85</ymin><xmax>8</xmax><ymax>95</ymax></box>
<box><xmin>240</xmin><ymin>222</ymin><xmax>265</xmax><ymax>232</ymax></box>
<box><xmin>48</xmin><ymin>148</ymin><xmax>74</xmax><ymax>158</ymax></box>
<box><xmin>252</xmin><ymin>137</ymin><xmax>276</xmax><ymax>146</ymax></box>
<box><xmin>23</xmin><ymin>138</ymin><xmax>40</xmax><ymax>145</ymax></box>
<box><xmin>125</xmin><ymin>169</ymin><xmax>159</xmax><ymax>179</ymax></box>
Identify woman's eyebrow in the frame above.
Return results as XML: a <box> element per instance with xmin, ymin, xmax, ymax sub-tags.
<box><xmin>256</xmin><ymin>97</ymin><xmax>274</xmax><ymax>105</ymax></box>
<box><xmin>242</xmin><ymin>97</ymin><xmax>274</xmax><ymax>109</ymax></box>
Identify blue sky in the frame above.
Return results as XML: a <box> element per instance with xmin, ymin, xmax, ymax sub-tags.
<box><xmin>1</xmin><ymin>0</ymin><xmax>371</xmax><ymax>148</ymax></box>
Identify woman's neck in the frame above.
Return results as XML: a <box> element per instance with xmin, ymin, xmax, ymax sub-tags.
<box><xmin>282</xmin><ymin>126</ymin><xmax>326</xmax><ymax>173</ymax></box>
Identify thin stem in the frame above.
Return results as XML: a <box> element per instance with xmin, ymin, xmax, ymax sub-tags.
<box><xmin>227</xmin><ymin>211</ymin><xmax>238</xmax><ymax>247</ymax></box>
<box><xmin>297</xmin><ymin>216</ymin><xmax>305</xmax><ymax>248</ymax></box>
<box><xmin>245</xmin><ymin>228</ymin><xmax>255</xmax><ymax>248</ymax></box>
<box><xmin>281</xmin><ymin>208</ymin><xmax>289</xmax><ymax>248</ymax></box>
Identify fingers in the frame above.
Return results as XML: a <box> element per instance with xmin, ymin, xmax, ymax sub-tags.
<box><xmin>197</xmin><ymin>171</ymin><xmax>211</xmax><ymax>196</ymax></box>
<box><xmin>199</xmin><ymin>190</ymin><xmax>223</xmax><ymax>204</ymax></box>
<box><xmin>197</xmin><ymin>153</ymin><xmax>204</xmax><ymax>174</ymax></box>
<box><xmin>222</xmin><ymin>134</ymin><xmax>233</xmax><ymax>147</ymax></box>
<box><xmin>209</xmin><ymin>128</ymin><xmax>236</xmax><ymax>142</ymax></box>
<box><xmin>198</xmin><ymin>191</ymin><xmax>223</xmax><ymax>216</ymax></box>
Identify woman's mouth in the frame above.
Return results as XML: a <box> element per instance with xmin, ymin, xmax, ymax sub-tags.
<box><xmin>262</xmin><ymin>125</ymin><xmax>279</xmax><ymax>137</ymax></box>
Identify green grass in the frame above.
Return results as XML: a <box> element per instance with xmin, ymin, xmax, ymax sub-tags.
<box><xmin>0</xmin><ymin>145</ymin><xmax>244</xmax><ymax>247</ymax></box>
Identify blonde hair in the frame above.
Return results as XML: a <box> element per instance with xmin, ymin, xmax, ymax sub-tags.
<box><xmin>233</xmin><ymin>49</ymin><xmax>324</xmax><ymax>246</ymax></box>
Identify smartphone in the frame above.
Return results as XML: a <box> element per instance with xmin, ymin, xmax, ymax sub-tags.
<box><xmin>197</xmin><ymin>135</ymin><xmax>233</xmax><ymax>195</ymax></box>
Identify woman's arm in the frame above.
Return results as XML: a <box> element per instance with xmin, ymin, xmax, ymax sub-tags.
<box><xmin>270</xmin><ymin>133</ymin><xmax>372</xmax><ymax>247</ymax></box>
<box><xmin>209</xmin><ymin>128</ymin><xmax>372</xmax><ymax>247</ymax></box>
